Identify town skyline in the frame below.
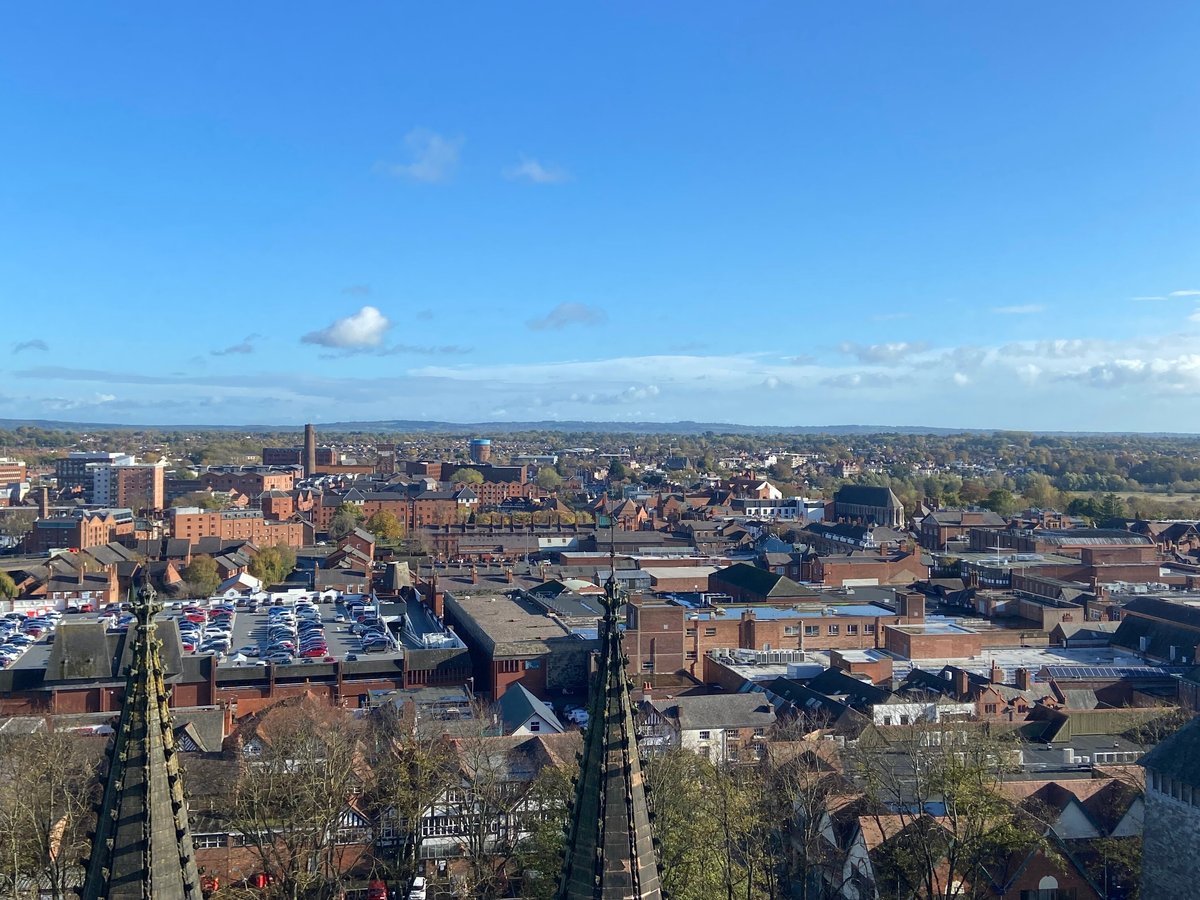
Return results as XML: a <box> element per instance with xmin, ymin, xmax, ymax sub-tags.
<box><xmin>3</xmin><ymin>3</ymin><xmax>1199</xmax><ymax>430</ymax></box>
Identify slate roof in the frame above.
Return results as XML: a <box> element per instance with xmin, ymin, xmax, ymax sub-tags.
<box><xmin>711</xmin><ymin>562</ymin><xmax>814</xmax><ymax>599</ymax></box>
<box><xmin>834</xmin><ymin>485</ymin><xmax>901</xmax><ymax>508</ymax></box>
<box><xmin>1139</xmin><ymin>714</ymin><xmax>1200</xmax><ymax>788</ymax></box>
<box><xmin>655</xmin><ymin>693</ymin><xmax>775</xmax><ymax>731</ymax></box>
<box><xmin>497</xmin><ymin>683</ymin><xmax>564</xmax><ymax>734</ymax></box>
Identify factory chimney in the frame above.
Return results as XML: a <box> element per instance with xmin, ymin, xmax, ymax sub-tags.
<box><xmin>303</xmin><ymin>424</ymin><xmax>317</xmax><ymax>478</ymax></box>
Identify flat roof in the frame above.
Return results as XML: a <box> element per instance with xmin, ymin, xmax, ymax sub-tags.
<box><xmin>890</xmin><ymin>622</ymin><xmax>976</xmax><ymax>635</ymax></box>
<box><xmin>446</xmin><ymin>592</ymin><xmax>573</xmax><ymax>646</ymax></box>
<box><xmin>640</xmin><ymin>566</ymin><xmax>719</xmax><ymax>582</ymax></box>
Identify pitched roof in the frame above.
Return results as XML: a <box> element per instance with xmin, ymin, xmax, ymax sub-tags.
<box><xmin>1139</xmin><ymin>714</ymin><xmax>1200</xmax><ymax>788</ymax></box>
<box><xmin>497</xmin><ymin>683</ymin><xmax>564</xmax><ymax>734</ymax></box>
<box><xmin>834</xmin><ymin>485</ymin><xmax>900</xmax><ymax>508</ymax></box>
<box><xmin>655</xmin><ymin>693</ymin><xmax>776</xmax><ymax>731</ymax></box>
<box><xmin>711</xmin><ymin>562</ymin><xmax>814</xmax><ymax>599</ymax></box>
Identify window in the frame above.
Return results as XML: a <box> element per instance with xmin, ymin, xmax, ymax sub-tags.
<box><xmin>528</xmin><ymin>720</ymin><xmax>541</xmax><ymax>732</ymax></box>
<box><xmin>784</xmin><ymin>625</ymin><xmax>800</xmax><ymax>636</ymax></box>
<box><xmin>984</xmin><ymin>704</ymin><xmax>998</xmax><ymax>715</ymax></box>
<box><xmin>804</xmin><ymin>625</ymin><xmax>819</xmax><ymax>636</ymax></box>
<box><xmin>703</xmin><ymin>627</ymin><xmax>717</xmax><ymax>637</ymax></box>
<box><xmin>642</xmin><ymin>661</ymin><xmax>653</xmax><ymax>671</ymax></box>
<box><xmin>194</xmin><ymin>833</ymin><xmax>229</xmax><ymax>849</ymax></box>
<box><xmin>525</xmin><ymin>659</ymin><xmax>541</xmax><ymax>670</ymax></box>
<box><xmin>827</xmin><ymin>625</ymin><xmax>839</xmax><ymax>635</ymax></box>
<box><xmin>499</xmin><ymin>659</ymin><xmax>521</xmax><ymax>673</ymax></box>
<box><xmin>685</xmin><ymin>650</ymin><xmax>697</xmax><ymax>660</ymax></box>
<box><xmin>864</xmin><ymin>623</ymin><xmax>876</xmax><ymax>634</ymax></box>
<box><xmin>685</xmin><ymin>629</ymin><xmax>696</xmax><ymax>638</ymax></box>
<box><xmin>698</xmin><ymin>730</ymin><xmax>711</xmax><ymax>740</ymax></box>
<box><xmin>753</xmin><ymin>727</ymin><xmax>765</xmax><ymax>737</ymax></box>
<box><xmin>846</xmin><ymin>624</ymin><xmax>858</xmax><ymax>635</ymax></box>
<box><xmin>724</xmin><ymin>728</ymin><xmax>740</xmax><ymax>737</ymax></box>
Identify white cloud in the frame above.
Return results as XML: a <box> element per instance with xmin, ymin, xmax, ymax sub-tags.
<box><xmin>953</xmin><ymin>372</ymin><xmax>969</xmax><ymax>386</ymax></box>
<box><xmin>991</xmin><ymin>304</ymin><xmax>1044</xmax><ymax>315</ymax></box>
<box><xmin>837</xmin><ymin>341</ymin><xmax>930</xmax><ymax>364</ymax></box>
<box><xmin>379</xmin><ymin>128</ymin><xmax>462</xmax><ymax>183</ymax></box>
<box><xmin>569</xmin><ymin>385</ymin><xmax>660</xmax><ymax>405</ymax></box>
<box><xmin>1170</xmin><ymin>289</ymin><xmax>1200</xmax><ymax>297</ymax></box>
<box><xmin>819</xmin><ymin>372</ymin><xmax>899</xmax><ymax>389</ymax></box>
<box><xmin>1131</xmin><ymin>295</ymin><xmax>1168</xmax><ymax>301</ymax></box>
<box><xmin>301</xmin><ymin>306</ymin><xmax>392</xmax><ymax>349</ymax></box>
<box><xmin>504</xmin><ymin>156</ymin><xmax>570</xmax><ymax>184</ymax></box>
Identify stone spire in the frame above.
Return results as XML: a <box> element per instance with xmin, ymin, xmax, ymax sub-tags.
<box><xmin>556</xmin><ymin>540</ymin><xmax>663</xmax><ymax>899</ymax></box>
<box><xmin>81</xmin><ymin>578</ymin><xmax>201</xmax><ymax>900</ymax></box>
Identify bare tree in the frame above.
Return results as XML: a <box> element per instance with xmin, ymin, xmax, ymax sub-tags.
<box><xmin>0</xmin><ymin>729</ymin><xmax>101</xmax><ymax>900</ymax></box>
<box><xmin>228</xmin><ymin>702</ymin><xmax>365</xmax><ymax>900</ymax></box>
<box><xmin>364</xmin><ymin>704</ymin><xmax>456</xmax><ymax>888</ymax></box>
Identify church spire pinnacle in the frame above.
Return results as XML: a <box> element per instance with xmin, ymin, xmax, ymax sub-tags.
<box><xmin>80</xmin><ymin>575</ymin><xmax>201</xmax><ymax>900</ymax></box>
<box><xmin>556</xmin><ymin>524</ymin><xmax>663</xmax><ymax>899</ymax></box>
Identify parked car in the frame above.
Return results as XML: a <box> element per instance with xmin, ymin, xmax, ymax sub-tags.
<box><xmin>408</xmin><ymin>875</ymin><xmax>427</xmax><ymax>900</ymax></box>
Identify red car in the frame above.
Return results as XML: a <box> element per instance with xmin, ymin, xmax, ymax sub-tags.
<box><xmin>366</xmin><ymin>881</ymin><xmax>388</xmax><ymax>900</ymax></box>
<box><xmin>300</xmin><ymin>646</ymin><xmax>328</xmax><ymax>658</ymax></box>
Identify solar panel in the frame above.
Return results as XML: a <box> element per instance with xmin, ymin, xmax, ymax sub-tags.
<box><xmin>1044</xmin><ymin>665</ymin><xmax>1173</xmax><ymax>680</ymax></box>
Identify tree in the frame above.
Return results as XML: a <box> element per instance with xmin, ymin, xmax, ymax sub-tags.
<box><xmin>0</xmin><ymin>570</ymin><xmax>16</xmax><ymax>600</ymax></box>
<box><xmin>365</xmin><ymin>509</ymin><xmax>405</xmax><ymax>542</ymax></box>
<box><xmin>512</xmin><ymin>764</ymin><xmax>575</xmax><ymax>900</ymax></box>
<box><xmin>768</xmin><ymin>459</ymin><xmax>794</xmax><ymax>482</ymax></box>
<box><xmin>366</xmin><ymin>705</ymin><xmax>457</xmax><ymax>887</ymax></box>
<box><xmin>450</xmin><ymin>468</ymin><xmax>485</xmax><ymax>485</ymax></box>
<box><xmin>535</xmin><ymin>468</ymin><xmax>562</xmax><ymax>492</ymax></box>
<box><xmin>249</xmin><ymin>543</ymin><xmax>297</xmax><ymax>588</ymax></box>
<box><xmin>228</xmin><ymin>702</ymin><xmax>365</xmax><ymax>899</ymax></box>
<box><xmin>182</xmin><ymin>554</ymin><xmax>221</xmax><ymax>598</ymax></box>
<box><xmin>848</xmin><ymin>724</ymin><xmax>1050</xmax><ymax>900</ymax></box>
<box><xmin>0</xmin><ymin>729</ymin><xmax>100</xmax><ymax>900</ymax></box>
<box><xmin>607</xmin><ymin>460</ymin><xmax>628</xmax><ymax>481</ymax></box>
<box><xmin>982</xmin><ymin>488</ymin><xmax>1019</xmax><ymax>516</ymax></box>
<box><xmin>329</xmin><ymin>503</ymin><xmax>364</xmax><ymax>541</ymax></box>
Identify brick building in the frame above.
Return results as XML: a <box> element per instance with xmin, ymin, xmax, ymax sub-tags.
<box><xmin>919</xmin><ymin>508</ymin><xmax>1007</xmax><ymax>551</ymax></box>
<box><xmin>27</xmin><ymin>508</ymin><xmax>135</xmax><ymax>553</ymax></box>
<box><xmin>441</xmin><ymin>591</ymin><xmax>598</xmax><ymax>700</ymax></box>
<box><xmin>170</xmin><ymin>507</ymin><xmax>305</xmax><ymax>548</ymax></box>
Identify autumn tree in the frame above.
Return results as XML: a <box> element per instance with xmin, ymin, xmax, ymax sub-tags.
<box><xmin>512</xmin><ymin>764</ymin><xmax>575</xmax><ymax>900</ymax></box>
<box><xmin>450</xmin><ymin>468</ymin><xmax>484</xmax><ymax>485</ymax></box>
<box><xmin>365</xmin><ymin>509</ymin><xmax>404</xmax><ymax>542</ymax></box>
<box><xmin>534</xmin><ymin>468</ymin><xmax>562</xmax><ymax>492</ymax></box>
<box><xmin>0</xmin><ymin>570</ymin><xmax>16</xmax><ymax>600</ymax></box>
<box><xmin>182</xmin><ymin>554</ymin><xmax>221</xmax><ymax>598</ymax></box>
<box><xmin>248</xmin><ymin>543</ymin><xmax>297</xmax><ymax>588</ymax></box>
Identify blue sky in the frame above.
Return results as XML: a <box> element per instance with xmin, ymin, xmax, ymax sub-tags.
<box><xmin>2</xmin><ymin>3</ymin><xmax>1198</xmax><ymax>430</ymax></box>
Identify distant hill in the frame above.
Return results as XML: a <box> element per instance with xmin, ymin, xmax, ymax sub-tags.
<box><xmin>2</xmin><ymin>416</ymin><xmax>1197</xmax><ymax>437</ymax></box>
<box><xmin>0</xmin><ymin>416</ymin><xmax>984</xmax><ymax>435</ymax></box>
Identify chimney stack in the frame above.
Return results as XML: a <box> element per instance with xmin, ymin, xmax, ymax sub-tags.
<box><xmin>37</xmin><ymin>486</ymin><xmax>50</xmax><ymax>518</ymax></box>
<box><xmin>303</xmin><ymin>423</ymin><xmax>317</xmax><ymax>478</ymax></box>
<box><xmin>989</xmin><ymin>662</ymin><xmax>1005</xmax><ymax>684</ymax></box>
<box><xmin>1015</xmin><ymin>667</ymin><xmax>1033</xmax><ymax>691</ymax></box>
<box><xmin>470</xmin><ymin>564</ymin><xmax>478</xmax><ymax>585</ymax></box>
<box><xmin>953</xmin><ymin>667</ymin><xmax>970</xmax><ymax>698</ymax></box>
